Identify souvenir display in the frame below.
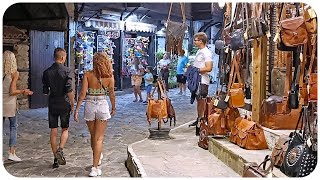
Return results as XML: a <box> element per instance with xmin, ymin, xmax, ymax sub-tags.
<box><xmin>122</xmin><ymin>36</ymin><xmax>150</xmax><ymax>77</ymax></box>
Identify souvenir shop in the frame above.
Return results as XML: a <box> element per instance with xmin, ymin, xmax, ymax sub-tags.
<box><xmin>197</xmin><ymin>2</ymin><xmax>317</xmax><ymax>178</ymax></box>
<box><xmin>121</xmin><ymin>21</ymin><xmax>157</xmax><ymax>89</ymax></box>
<box><xmin>74</xmin><ymin>18</ymin><xmax>157</xmax><ymax>90</ymax></box>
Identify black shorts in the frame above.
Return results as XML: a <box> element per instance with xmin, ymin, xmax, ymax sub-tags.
<box><xmin>198</xmin><ymin>84</ymin><xmax>209</xmax><ymax>98</ymax></box>
<box><xmin>49</xmin><ymin>111</ymin><xmax>70</xmax><ymax>129</ymax></box>
<box><xmin>176</xmin><ymin>74</ymin><xmax>187</xmax><ymax>83</ymax></box>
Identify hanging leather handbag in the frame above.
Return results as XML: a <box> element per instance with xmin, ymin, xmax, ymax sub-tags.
<box><xmin>243</xmin><ymin>3</ymin><xmax>269</xmax><ymax>39</ymax></box>
<box><xmin>230</xmin><ymin>29</ymin><xmax>244</xmax><ymax>51</ymax></box>
<box><xmin>271</xmin><ymin>135</ymin><xmax>290</xmax><ymax>168</ymax></box>
<box><xmin>309</xmin><ymin>73</ymin><xmax>317</xmax><ymax>100</ymax></box>
<box><xmin>198</xmin><ymin>118</ymin><xmax>209</xmax><ymax>150</ymax></box>
<box><xmin>166</xmin><ymin>3</ymin><xmax>187</xmax><ymax>54</ymax></box>
<box><xmin>304</xmin><ymin>5</ymin><xmax>317</xmax><ymax>33</ymax></box>
<box><xmin>229</xmin><ymin>117</ymin><xmax>268</xmax><ymax>150</ymax></box>
<box><xmin>228</xmin><ymin>53</ymin><xmax>245</xmax><ymax>108</ymax></box>
<box><xmin>279</xmin><ymin>3</ymin><xmax>308</xmax><ymax>47</ymax></box>
<box><xmin>280</xmin><ymin>107</ymin><xmax>317</xmax><ymax>177</ymax></box>
<box><xmin>243</xmin><ymin>155</ymin><xmax>274</xmax><ymax>177</ymax></box>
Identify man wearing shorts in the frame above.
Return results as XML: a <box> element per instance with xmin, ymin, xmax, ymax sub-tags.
<box><xmin>42</xmin><ymin>48</ymin><xmax>74</xmax><ymax>168</ymax></box>
<box><xmin>176</xmin><ymin>49</ymin><xmax>188</xmax><ymax>95</ymax></box>
<box><xmin>189</xmin><ymin>32</ymin><xmax>213</xmax><ymax>136</ymax></box>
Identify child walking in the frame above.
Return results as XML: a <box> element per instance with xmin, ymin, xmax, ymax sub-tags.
<box><xmin>143</xmin><ymin>66</ymin><xmax>154</xmax><ymax>104</ymax></box>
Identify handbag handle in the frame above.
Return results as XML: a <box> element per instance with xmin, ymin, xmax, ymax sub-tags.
<box><xmin>167</xmin><ymin>3</ymin><xmax>186</xmax><ymax>24</ymax></box>
<box><xmin>258</xmin><ymin>155</ymin><xmax>274</xmax><ymax>173</ymax></box>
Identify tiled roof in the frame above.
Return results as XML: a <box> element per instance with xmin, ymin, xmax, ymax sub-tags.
<box><xmin>3</xmin><ymin>25</ymin><xmax>28</xmax><ymax>39</ymax></box>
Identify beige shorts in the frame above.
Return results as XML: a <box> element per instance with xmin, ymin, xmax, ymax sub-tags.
<box><xmin>84</xmin><ymin>95</ymin><xmax>111</xmax><ymax>121</ymax></box>
<box><xmin>131</xmin><ymin>75</ymin><xmax>142</xmax><ymax>86</ymax></box>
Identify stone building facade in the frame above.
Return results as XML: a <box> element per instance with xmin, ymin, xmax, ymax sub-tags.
<box><xmin>3</xmin><ymin>25</ymin><xmax>30</xmax><ymax>109</ymax></box>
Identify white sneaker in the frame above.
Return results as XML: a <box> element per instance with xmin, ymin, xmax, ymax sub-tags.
<box><xmin>8</xmin><ymin>153</ymin><xmax>22</xmax><ymax>162</ymax></box>
<box><xmin>89</xmin><ymin>167</ymin><xmax>102</xmax><ymax>177</ymax></box>
<box><xmin>98</xmin><ymin>153</ymin><xmax>103</xmax><ymax>166</ymax></box>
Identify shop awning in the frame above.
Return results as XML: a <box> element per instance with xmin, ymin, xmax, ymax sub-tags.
<box><xmin>84</xmin><ymin>18</ymin><xmax>122</xmax><ymax>30</ymax></box>
<box><xmin>125</xmin><ymin>22</ymin><xmax>157</xmax><ymax>33</ymax></box>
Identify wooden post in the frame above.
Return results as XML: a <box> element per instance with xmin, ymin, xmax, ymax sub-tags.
<box><xmin>252</xmin><ymin>36</ymin><xmax>267</xmax><ymax>123</ymax></box>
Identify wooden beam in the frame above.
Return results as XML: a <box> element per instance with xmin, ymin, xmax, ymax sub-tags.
<box><xmin>252</xmin><ymin>36</ymin><xmax>267</xmax><ymax>123</ymax></box>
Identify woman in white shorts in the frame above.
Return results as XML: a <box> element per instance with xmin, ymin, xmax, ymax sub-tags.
<box><xmin>74</xmin><ymin>52</ymin><xmax>116</xmax><ymax>177</ymax></box>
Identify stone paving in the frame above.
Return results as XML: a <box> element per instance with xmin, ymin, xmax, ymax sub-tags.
<box><xmin>128</xmin><ymin>124</ymin><xmax>240</xmax><ymax>177</ymax></box>
<box><xmin>1</xmin><ymin>85</ymin><xmax>218</xmax><ymax>177</ymax></box>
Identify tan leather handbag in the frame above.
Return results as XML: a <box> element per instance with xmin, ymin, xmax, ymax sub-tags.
<box><xmin>207</xmin><ymin>109</ymin><xmax>228</xmax><ymax>135</ymax></box>
<box><xmin>304</xmin><ymin>5</ymin><xmax>317</xmax><ymax>33</ymax></box>
<box><xmin>228</xmin><ymin>51</ymin><xmax>245</xmax><ymax>108</ymax></box>
<box><xmin>230</xmin><ymin>117</ymin><xmax>268</xmax><ymax>150</ymax></box>
<box><xmin>146</xmin><ymin>81</ymin><xmax>168</xmax><ymax>129</ymax></box>
<box><xmin>225</xmin><ymin>107</ymin><xmax>240</xmax><ymax>131</ymax></box>
<box><xmin>271</xmin><ymin>135</ymin><xmax>290</xmax><ymax>168</ymax></box>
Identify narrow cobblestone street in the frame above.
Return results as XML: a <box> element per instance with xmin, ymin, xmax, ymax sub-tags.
<box><xmin>2</xmin><ymin>86</ymin><xmax>217</xmax><ymax>177</ymax></box>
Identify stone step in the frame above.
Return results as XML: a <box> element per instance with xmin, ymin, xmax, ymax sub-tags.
<box><xmin>207</xmin><ymin>127</ymin><xmax>292</xmax><ymax>178</ymax></box>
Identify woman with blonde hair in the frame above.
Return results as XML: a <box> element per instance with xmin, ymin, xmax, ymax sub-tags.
<box><xmin>3</xmin><ymin>50</ymin><xmax>33</xmax><ymax>162</ymax></box>
<box><xmin>74</xmin><ymin>52</ymin><xmax>116</xmax><ymax>177</ymax></box>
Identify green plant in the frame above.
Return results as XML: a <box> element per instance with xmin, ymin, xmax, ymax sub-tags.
<box><xmin>156</xmin><ymin>50</ymin><xmax>164</xmax><ymax>61</ymax></box>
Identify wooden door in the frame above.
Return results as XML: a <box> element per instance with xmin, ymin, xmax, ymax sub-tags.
<box><xmin>30</xmin><ymin>30</ymin><xmax>64</xmax><ymax>109</ymax></box>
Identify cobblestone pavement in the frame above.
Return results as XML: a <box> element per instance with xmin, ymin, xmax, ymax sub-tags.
<box><xmin>2</xmin><ymin>85</ymin><xmax>217</xmax><ymax>177</ymax></box>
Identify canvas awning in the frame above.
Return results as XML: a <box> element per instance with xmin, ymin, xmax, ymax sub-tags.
<box><xmin>84</xmin><ymin>18</ymin><xmax>122</xmax><ymax>30</ymax></box>
<box><xmin>124</xmin><ymin>21</ymin><xmax>157</xmax><ymax>33</ymax></box>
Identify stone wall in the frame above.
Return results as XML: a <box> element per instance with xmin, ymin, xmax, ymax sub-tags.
<box><xmin>14</xmin><ymin>44</ymin><xmax>30</xmax><ymax>109</ymax></box>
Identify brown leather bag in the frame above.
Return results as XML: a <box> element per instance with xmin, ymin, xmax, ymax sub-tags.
<box><xmin>271</xmin><ymin>135</ymin><xmax>290</xmax><ymax>168</ymax></box>
<box><xmin>230</xmin><ymin>117</ymin><xmax>268</xmax><ymax>150</ymax></box>
<box><xmin>262</xmin><ymin>106</ymin><xmax>302</xmax><ymax>130</ymax></box>
<box><xmin>309</xmin><ymin>73</ymin><xmax>317</xmax><ymax>100</ymax></box>
<box><xmin>225</xmin><ymin>107</ymin><xmax>240</xmax><ymax>131</ymax></box>
<box><xmin>280</xmin><ymin>16</ymin><xmax>308</xmax><ymax>47</ymax></box>
<box><xmin>304</xmin><ymin>5</ymin><xmax>317</xmax><ymax>33</ymax></box>
<box><xmin>207</xmin><ymin>109</ymin><xmax>228</xmax><ymax>135</ymax></box>
<box><xmin>243</xmin><ymin>155</ymin><xmax>274</xmax><ymax>177</ymax></box>
<box><xmin>165</xmin><ymin>98</ymin><xmax>176</xmax><ymax>127</ymax></box>
<box><xmin>228</xmin><ymin>51</ymin><xmax>245</xmax><ymax>108</ymax></box>
<box><xmin>146</xmin><ymin>81</ymin><xmax>168</xmax><ymax>129</ymax></box>
<box><xmin>198</xmin><ymin>118</ymin><xmax>209</xmax><ymax>150</ymax></box>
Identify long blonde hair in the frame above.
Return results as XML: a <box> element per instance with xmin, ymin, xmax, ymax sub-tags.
<box><xmin>93</xmin><ymin>52</ymin><xmax>113</xmax><ymax>78</ymax></box>
<box><xmin>3</xmin><ymin>50</ymin><xmax>17</xmax><ymax>75</ymax></box>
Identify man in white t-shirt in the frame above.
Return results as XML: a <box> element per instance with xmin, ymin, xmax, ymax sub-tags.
<box><xmin>189</xmin><ymin>32</ymin><xmax>213</xmax><ymax>136</ymax></box>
